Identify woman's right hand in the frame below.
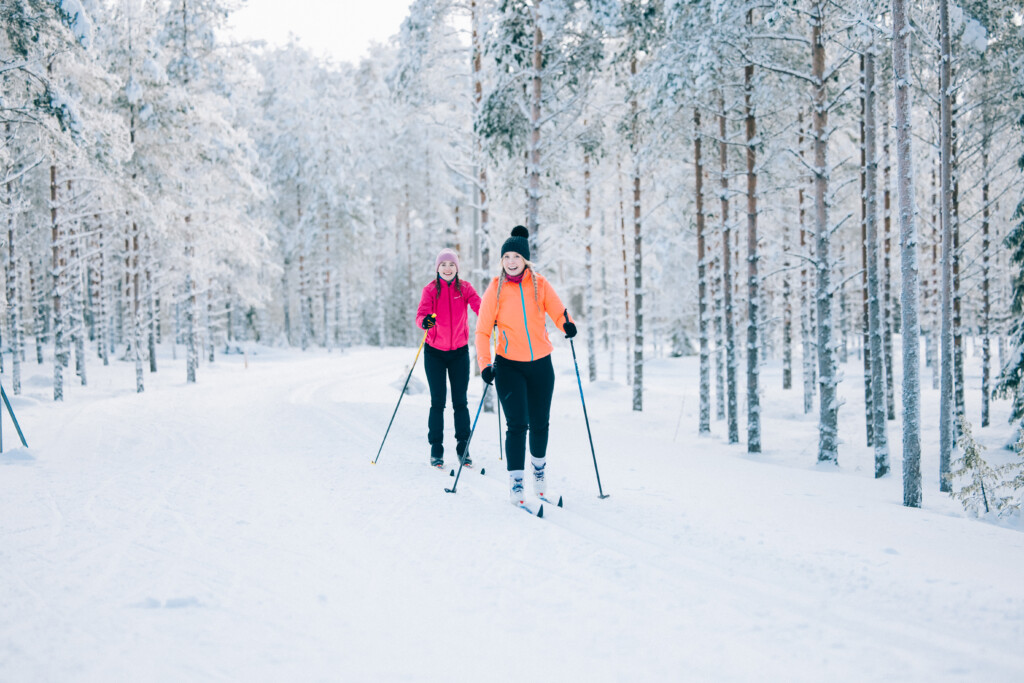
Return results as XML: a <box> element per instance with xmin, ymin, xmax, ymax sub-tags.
<box><xmin>421</xmin><ymin>314</ymin><xmax>436</xmax><ymax>330</ymax></box>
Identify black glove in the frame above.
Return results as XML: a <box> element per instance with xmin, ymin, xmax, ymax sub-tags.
<box><xmin>421</xmin><ymin>314</ymin><xmax>436</xmax><ymax>330</ymax></box>
<box><xmin>481</xmin><ymin>365</ymin><xmax>495</xmax><ymax>385</ymax></box>
<box><xmin>563</xmin><ymin>321</ymin><xmax>577</xmax><ymax>339</ymax></box>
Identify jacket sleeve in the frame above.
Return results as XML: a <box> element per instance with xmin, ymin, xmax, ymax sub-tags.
<box><xmin>416</xmin><ymin>284</ymin><xmax>435</xmax><ymax>329</ymax></box>
<box><xmin>540</xmin><ymin>276</ymin><xmax>572</xmax><ymax>333</ymax></box>
<box><xmin>465</xmin><ymin>281</ymin><xmax>482</xmax><ymax>316</ymax></box>
<box><xmin>474</xmin><ymin>279</ymin><xmax>499</xmax><ymax>371</ymax></box>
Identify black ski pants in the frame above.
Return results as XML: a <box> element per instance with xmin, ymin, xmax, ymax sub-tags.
<box><xmin>494</xmin><ymin>354</ymin><xmax>555</xmax><ymax>472</ymax></box>
<box><xmin>423</xmin><ymin>344</ymin><xmax>471</xmax><ymax>455</ymax></box>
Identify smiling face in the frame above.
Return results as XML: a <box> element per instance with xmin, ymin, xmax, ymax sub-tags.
<box><xmin>502</xmin><ymin>252</ymin><xmax>525</xmax><ymax>277</ymax></box>
<box><xmin>437</xmin><ymin>260</ymin><xmax>457</xmax><ymax>281</ymax></box>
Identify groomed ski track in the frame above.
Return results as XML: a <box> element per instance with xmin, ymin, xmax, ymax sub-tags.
<box><xmin>2</xmin><ymin>345</ymin><xmax>1023</xmax><ymax>681</ymax></box>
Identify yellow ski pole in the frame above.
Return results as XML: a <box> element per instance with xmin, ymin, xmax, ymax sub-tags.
<box><xmin>372</xmin><ymin>315</ymin><xmax>434</xmax><ymax>464</ymax></box>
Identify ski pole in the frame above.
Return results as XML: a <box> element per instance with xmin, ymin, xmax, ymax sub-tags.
<box><xmin>497</xmin><ymin>397</ymin><xmax>504</xmax><ymax>462</ymax></box>
<box><xmin>493</xmin><ymin>327</ymin><xmax>503</xmax><ymax>461</ymax></box>
<box><xmin>569</xmin><ymin>335</ymin><xmax>609</xmax><ymax>499</ymax></box>
<box><xmin>445</xmin><ymin>383</ymin><xmax>490</xmax><ymax>494</ymax></box>
<box><xmin>372</xmin><ymin>316</ymin><xmax>434</xmax><ymax>464</ymax></box>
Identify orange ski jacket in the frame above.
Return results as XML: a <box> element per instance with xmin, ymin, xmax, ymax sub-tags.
<box><xmin>474</xmin><ymin>269</ymin><xmax>573</xmax><ymax>371</ymax></box>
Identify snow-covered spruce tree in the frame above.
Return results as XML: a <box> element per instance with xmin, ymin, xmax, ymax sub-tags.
<box><xmin>478</xmin><ymin>0</ymin><xmax>604</xmax><ymax>262</ymax></box>
<box><xmin>993</xmin><ymin>175</ymin><xmax>1024</xmax><ymax>430</ymax></box>
<box><xmin>949</xmin><ymin>417</ymin><xmax>1017</xmax><ymax>517</ymax></box>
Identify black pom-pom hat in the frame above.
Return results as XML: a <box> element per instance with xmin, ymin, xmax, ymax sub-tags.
<box><xmin>501</xmin><ymin>225</ymin><xmax>530</xmax><ymax>261</ymax></box>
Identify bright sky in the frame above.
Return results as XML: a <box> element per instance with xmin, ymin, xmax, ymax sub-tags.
<box><xmin>228</xmin><ymin>0</ymin><xmax>414</xmax><ymax>64</ymax></box>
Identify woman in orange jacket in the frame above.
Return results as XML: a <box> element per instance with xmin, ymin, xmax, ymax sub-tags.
<box><xmin>475</xmin><ymin>226</ymin><xmax>576</xmax><ymax>506</ymax></box>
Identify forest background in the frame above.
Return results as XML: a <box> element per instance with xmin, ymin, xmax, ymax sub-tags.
<box><xmin>2</xmin><ymin>0</ymin><xmax>1024</xmax><ymax>509</ymax></box>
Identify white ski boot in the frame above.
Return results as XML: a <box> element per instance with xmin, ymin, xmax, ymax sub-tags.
<box><xmin>509</xmin><ymin>470</ymin><xmax>526</xmax><ymax>506</ymax></box>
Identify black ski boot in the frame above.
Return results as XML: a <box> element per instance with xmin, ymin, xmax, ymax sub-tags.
<box><xmin>456</xmin><ymin>440</ymin><xmax>472</xmax><ymax>468</ymax></box>
<box><xmin>430</xmin><ymin>444</ymin><xmax>444</xmax><ymax>469</ymax></box>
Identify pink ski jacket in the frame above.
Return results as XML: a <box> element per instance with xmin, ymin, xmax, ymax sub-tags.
<box><xmin>416</xmin><ymin>278</ymin><xmax>482</xmax><ymax>351</ymax></box>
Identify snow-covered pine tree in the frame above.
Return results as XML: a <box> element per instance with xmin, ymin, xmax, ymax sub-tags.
<box><xmin>696</xmin><ymin>107</ymin><xmax>710</xmax><ymax>433</ymax></box>
<box><xmin>859</xmin><ymin>53</ymin><xmax>874</xmax><ymax>448</ymax></box>
<box><xmin>893</xmin><ymin>0</ymin><xmax>922</xmax><ymax>506</ymax></box>
<box><xmin>938</xmin><ymin>0</ymin><xmax>956</xmax><ymax>491</ymax></box>
<box><xmin>863</xmin><ymin>44</ymin><xmax>889</xmax><ymax>478</ymax></box>
<box><xmin>742</xmin><ymin>6</ymin><xmax>760</xmax><ymax>453</ymax></box>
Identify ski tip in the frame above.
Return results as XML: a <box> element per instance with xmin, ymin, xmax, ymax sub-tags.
<box><xmin>480</xmin><ymin>467</ymin><xmax>486</xmax><ymax>475</ymax></box>
<box><xmin>449</xmin><ymin>469</ymin><xmax>455</xmax><ymax>477</ymax></box>
<box><xmin>537</xmin><ymin>504</ymin><xmax>544</xmax><ymax>518</ymax></box>
<box><xmin>557</xmin><ymin>496</ymin><xmax>563</xmax><ymax>508</ymax></box>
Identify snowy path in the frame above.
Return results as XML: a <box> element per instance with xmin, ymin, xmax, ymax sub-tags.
<box><xmin>2</xmin><ymin>345</ymin><xmax>1023</xmax><ymax>681</ymax></box>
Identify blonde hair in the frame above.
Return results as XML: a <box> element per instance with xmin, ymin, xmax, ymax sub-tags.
<box><xmin>494</xmin><ymin>261</ymin><xmax>541</xmax><ymax>313</ymax></box>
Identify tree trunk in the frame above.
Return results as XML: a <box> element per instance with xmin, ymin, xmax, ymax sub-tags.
<box><xmin>782</xmin><ymin>219</ymin><xmax>793</xmax><ymax>391</ymax></box>
<box><xmin>928</xmin><ymin>163</ymin><xmax>939</xmax><ymax>389</ymax></box>
<box><xmin>527</xmin><ymin>0</ymin><xmax>543</xmax><ymax>245</ymax></box>
<box><xmin>51</xmin><ymin>164</ymin><xmax>64</xmax><ymax>402</ymax></box>
<box><xmin>631</xmin><ymin>54</ymin><xmax>643</xmax><ymax>413</ymax></box>
<box><xmin>744</xmin><ymin>41</ymin><xmax>761</xmax><ymax>453</ymax></box>
<box><xmin>584</xmin><ymin>146</ymin><xmax>597</xmax><ymax>382</ymax></box>
<box><xmin>696</xmin><ymin>109</ymin><xmax>710</xmax><ymax>433</ymax></box>
<box><xmin>713</xmin><ymin>244</ymin><xmax>726</xmax><ymax>421</ymax></box>
<box><xmin>132</xmin><ymin>222</ymin><xmax>143</xmax><ymax>392</ymax></box>
<box><xmin>938</xmin><ymin>0</ymin><xmax>955</xmax><ymax>493</ymax></box>
<box><xmin>895</xmin><ymin>0</ymin><xmax>922</xmax><ymax>506</ymax></box>
<box><xmin>618</xmin><ymin>159</ymin><xmax>631</xmax><ymax>387</ymax></box>
<box><xmin>952</xmin><ymin>108</ymin><xmax>964</xmax><ymax>435</ymax></box>
<box><xmin>186</xmin><ymin>219</ymin><xmax>198</xmax><ymax>384</ymax></box>
<box><xmin>864</xmin><ymin>52</ymin><xmax>889</xmax><ymax>477</ymax></box>
<box><xmin>6</xmin><ymin>161</ymin><xmax>21</xmax><ymax>395</ymax></box>
<box><xmin>860</xmin><ymin>54</ymin><xmax>874</xmax><ymax>447</ymax></box>
<box><xmin>980</xmin><ymin>102</ymin><xmax>992</xmax><ymax>428</ymax></box>
<box><xmin>812</xmin><ymin>3</ymin><xmax>838</xmax><ymax>464</ymax></box>
<box><xmin>882</xmin><ymin>112</ymin><xmax>895</xmax><ymax>421</ymax></box>
<box><xmin>70</xmin><ymin>197</ymin><xmax>86</xmax><ymax>388</ymax></box>
<box><xmin>799</xmin><ymin>118</ymin><xmax>816</xmax><ymax>415</ymax></box>
<box><xmin>147</xmin><ymin>261</ymin><xmax>157</xmax><ymax>373</ymax></box>
<box><xmin>720</xmin><ymin>97</ymin><xmax>738</xmax><ymax>443</ymax></box>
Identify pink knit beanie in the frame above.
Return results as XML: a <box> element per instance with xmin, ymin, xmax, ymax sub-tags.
<box><xmin>436</xmin><ymin>248</ymin><xmax>459</xmax><ymax>272</ymax></box>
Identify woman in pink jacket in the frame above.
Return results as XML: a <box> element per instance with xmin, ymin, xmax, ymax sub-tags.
<box><xmin>416</xmin><ymin>248</ymin><xmax>482</xmax><ymax>468</ymax></box>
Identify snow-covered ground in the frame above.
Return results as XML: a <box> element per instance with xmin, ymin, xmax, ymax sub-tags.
<box><xmin>2</xmin><ymin>338</ymin><xmax>1022</xmax><ymax>681</ymax></box>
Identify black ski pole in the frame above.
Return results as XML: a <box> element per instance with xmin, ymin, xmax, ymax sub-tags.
<box><xmin>497</xmin><ymin>391</ymin><xmax>504</xmax><ymax>462</ymax></box>
<box><xmin>446</xmin><ymin>383</ymin><xmax>490</xmax><ymax>494</ymax></box>
<box><xmin>492</xmin><ymin>325</ymin><xmax>503</xmax><ymax>461</ymax></box>
<box><xmin>569</xmin><ymin>335</ymin><xmax>609</xmax><ymax>499</ymax></box>
<box><xmin>372</xmin><ymin>317</ymin><xmax>433</xmax><ymax>465</ymax></box>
